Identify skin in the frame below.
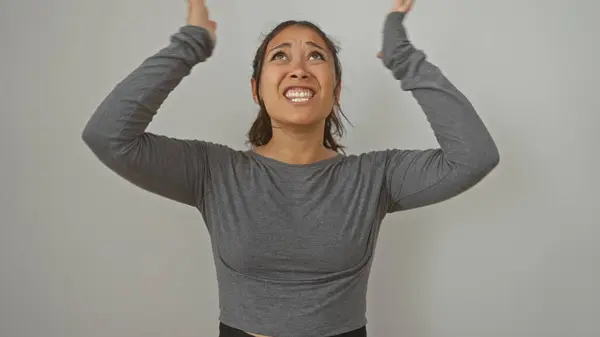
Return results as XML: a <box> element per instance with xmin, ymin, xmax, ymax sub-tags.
<box><xmin>186</xmin><ymin>0</ymin><xmax>413</xmax><ymax>166</ymax></box>
<box><xmin>249</xmin><ymin>24</ymin><xmax>341</xmax><ymax>165</ymax></box>
<box><xmin>186</xmin><ymin>0</ymin><xmax>414</xmax><ymax>336</ymax></box>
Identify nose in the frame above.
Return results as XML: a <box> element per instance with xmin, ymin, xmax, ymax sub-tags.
<box><xmin>289</xmin><ymin>61</ymin><xmax>310</xmax><ymax>79</ymax></box>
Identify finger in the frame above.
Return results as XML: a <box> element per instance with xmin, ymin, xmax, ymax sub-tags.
<box><xmin>377</xmin><ymin>51</ymin><xmax>382</xmax><ymax>59</ymax></box>
<box><xmin>393</xmin><ymin>0</ymin><xmax>414</xmax><ymax>12</ymax></box>
<box><xmin>188</xmin><ymin>0</ymin><xmax>206</xmax><ymax>7</ymax></box>
<box><xmin>398</xmin><ymin>0</ymin><xmax>412</xmax><ymax>8</ymax></box>
<box><xmin>208</xmin><ymin>20</ymin><xmax>217</xmax><ymax>30</ymax></box>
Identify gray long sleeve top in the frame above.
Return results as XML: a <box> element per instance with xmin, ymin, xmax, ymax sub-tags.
<box><xmin>82</xmin><ymin>11</ymin><xmax>499</xmax><ymax>337</ymax></box>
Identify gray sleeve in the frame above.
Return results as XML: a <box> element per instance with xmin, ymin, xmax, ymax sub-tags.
<box><xmin>81</xmin><ymin>25</ymin><xmax>216</xmax><ymax>207</ymax></box>
<box><xmin>380</xmin><ymin>12</ymin><xmax>500</xmax><ymax>213</ymax></box>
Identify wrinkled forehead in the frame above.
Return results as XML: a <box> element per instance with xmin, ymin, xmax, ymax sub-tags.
<box><xmin>266</xmin><ymin>25</ymin><xmax>330</xmax><ymax>53</ymax></box>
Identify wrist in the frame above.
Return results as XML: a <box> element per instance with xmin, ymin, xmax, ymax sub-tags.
<box><xmin>386</xmin><ymin>10</ymin><xmax>407</xmax><ymax>22</ymax></box>
<box><xmin>383</xmin><ymin>11</ymin><xmax>408</xmax><ymax>40</ymax></box>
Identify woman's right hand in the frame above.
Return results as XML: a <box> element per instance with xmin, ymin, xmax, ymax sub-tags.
<box><xmin>187</xmin><ymin>0</ymin><xmax>217</xmax><ymax>43</ymax></box>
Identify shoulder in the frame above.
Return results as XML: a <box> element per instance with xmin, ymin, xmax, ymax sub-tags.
<box><xmin>324</xmin><ymin>149</ymin><xmax>405</xmax><ymax>182</ymax></box>
<box><xmin>195</xmin><ymin>140</ymin><xmax>250</xmax><ymax>163</ymax></box>
<box><xmin>341</xmin><ymin>149</ymin><xmax>405</xmax><ymax>167</ymax></box>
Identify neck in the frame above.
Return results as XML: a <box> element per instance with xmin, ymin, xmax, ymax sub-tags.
<box><xmin>254</xmin><ymin>123</ymin><xmax>337</xmax><ymax>165</ymax></box>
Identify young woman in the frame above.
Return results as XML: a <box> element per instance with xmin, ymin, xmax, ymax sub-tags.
<box><xmin>82</xmin><ymin>0</ymin><xmax>499</xmax><ymax>336</ymax></box>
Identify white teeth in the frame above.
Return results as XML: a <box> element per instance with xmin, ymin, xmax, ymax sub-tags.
<box><xmin>290</xmin><ymin>97</ymin><xmax>311</xmax><ymax>103</ymax></box>
<box><xmin>285</xmin><ymin>88</ymin><xmax>314</xmax><ymax>101</ymax></box>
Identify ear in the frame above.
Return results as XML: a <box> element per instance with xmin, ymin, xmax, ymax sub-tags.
<box><xmin>250</xmin><ymin>78</ymin><xmax>259</xmax><ymax>104</ymax></box>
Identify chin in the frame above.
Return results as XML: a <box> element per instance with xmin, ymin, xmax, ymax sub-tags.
<box><xmin>278</xmin><ymin>117</ymin><xmax>323</xmax><ymax>127</ymax></box>
<box><xmin>265</xmin><ymin>100</ymin><xmax>321</xmax><ymax>124</ymax></box>
<box><xmin>273</xmin><ymin>113</ymin><xmax>327</xmax><ymax>129</ymax></box>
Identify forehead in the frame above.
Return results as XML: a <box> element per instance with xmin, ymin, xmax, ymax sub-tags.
<box><xmin>266</xmin><ymin>25</ymin><xmax>328</xmax><ymax>50</ymax></box>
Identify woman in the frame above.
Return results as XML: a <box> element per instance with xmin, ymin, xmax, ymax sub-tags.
<box><xmin>82</xmin><ymin>0</ymin><xmax>499</xmax><ymax>336</ymax></box>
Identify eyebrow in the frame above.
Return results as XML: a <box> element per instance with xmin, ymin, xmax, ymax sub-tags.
<box><xmin>268</xmin><ymin>41</ymin><xmax>327</xmax><ymax>54</ymax></box>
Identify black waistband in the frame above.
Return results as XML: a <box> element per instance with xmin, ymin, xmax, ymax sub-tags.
<box><xmin>219</xmin><ymin>322</ymin><xmax>367</xmax><ymax>337</ymax></box>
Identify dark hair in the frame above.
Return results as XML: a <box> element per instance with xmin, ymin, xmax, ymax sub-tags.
<box><xmin>246</xmin><ymin>20</ymin><xmax>350</xmax><ymax>153</ymax></box>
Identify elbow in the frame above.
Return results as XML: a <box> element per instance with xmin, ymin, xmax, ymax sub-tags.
<box><xmin>452</xmin><ymin>141</ymin><xmax>499</xmax><ymax>180</ymax></box>
<box><xmin>81</xmin><ymin>122</ymin><xmax>104</xmax><ymax>154</ymax></box>
<box><xmin>81</xmin><ymin>118</ymin><xmax>119</xmax><ymax>161</ymax></box>
<box><xmin>81</xmin><ymin>124</ymin><xmax>130</xmax><ymax>172</ymax></box>
<box><xmin>489</xmin><ymin>147</ymin><xmax>500</xmax><ymax>169</ymax></box>
<box><xmin>481</xmin><ymin>152</ymin><xmax>499</xmax><ymax>178</ymax></box>
<box><xmin>81</xmin><ymin>118</ymin><xmax>140</xmax><ymax>167</ymax></box>
<box><xmin>81</xmin><ymin>124</ymin><xmax>94</xmax><ymax>147</ymax></box>
<box><xmin>485</xmin><ymin>141</ymin><xmax>500</xmax><ymax>171</ymax></box>
<box><xmin>471</xmin><ymin>142</ymin><xmax>500</xmax><ymax>177</ymax></box>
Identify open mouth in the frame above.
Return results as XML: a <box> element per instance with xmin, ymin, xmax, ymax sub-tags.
<box><xmin>284</xmin><ymin>87</ymin><xmax>315</xmax><ymax>103</ymax></box>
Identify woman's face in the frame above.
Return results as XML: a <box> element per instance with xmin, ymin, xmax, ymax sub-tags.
<box><xmin>252</xmin><ymin>25</ymin><xmax>340</xmax><ymax>130</ymax></box>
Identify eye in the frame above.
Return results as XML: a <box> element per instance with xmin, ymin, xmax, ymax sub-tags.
<box><xmin>271</xmin><ymin>51</ymin><xmax>287</xmax><ymax>61</ymax></box>
<box><xmin>309</xmin><ymin>51</ymin><xmax>325</xmax><ymax>60</ymax></box>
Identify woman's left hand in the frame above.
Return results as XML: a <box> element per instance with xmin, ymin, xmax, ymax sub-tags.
<box><xmin>377</xmin><ymin>0</ymin><xmax>414</xmax><ymax>59</ymax></box>
<box><xmin>392</xmin><ymin>0</ymin><xmax>414</xmax><ymax>13</ymax></box>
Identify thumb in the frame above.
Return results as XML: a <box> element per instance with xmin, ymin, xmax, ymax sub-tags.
<box><xmin>377</xmin><ymin>51</ymin><xmax>382</xmax><ymax>59</ymax></box>
<box><xmin>207</xmin><ymin>20</ymin><xmax>217</xmax><ymax>30</ymax></box>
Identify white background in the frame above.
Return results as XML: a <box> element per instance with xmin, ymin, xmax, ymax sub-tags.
<box><xmin>1</xmin><ymin>0</ymin><xmax>598</xmax><ymax>336</ymax></box>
